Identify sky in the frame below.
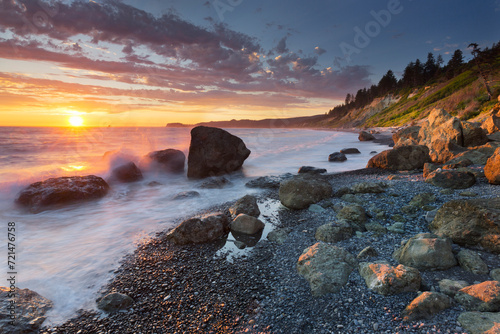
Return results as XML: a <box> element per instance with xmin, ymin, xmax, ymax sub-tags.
<box><xmin>0</xmin><ymin>0</ymin><xmax>499</xmax><ymax>127</ymax></box>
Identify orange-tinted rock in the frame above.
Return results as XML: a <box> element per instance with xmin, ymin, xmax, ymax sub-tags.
<box><xmin>485</xmin><ymin>147</ymin><xmax>500</xmax><ymax>184</ymax></box>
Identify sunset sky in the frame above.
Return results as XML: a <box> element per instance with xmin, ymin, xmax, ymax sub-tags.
<box><xmin>1</xmin><ymin>0</ymin><xmax>499</xmax><ymax>127</ymax></box>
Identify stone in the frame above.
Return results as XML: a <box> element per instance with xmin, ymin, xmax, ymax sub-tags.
<box><xmin>409</xmin><ymin>193</ymin><xmax>436</xmax><ymax>207</ymax></box>
<box><xmin>340</xmin><ymin>148</ymin><xmax>361</xmax><ymax>154</ymax></box>
<box><xmin>199</xmin><ymin>176</ymin><xmax>232</xmax><ymax>189</ymax></box>
<box><xmin>457</xmin><ymin>249</ymin><xmax>489</xmax><ymax>275</ymax></box>
<box><xmin>0</xmin><ymin>287</ymin><xmax>53</xmax><ymax>334</ymax></box>
<box><xmin>350</xmin><ymin>182</ymin><xmax>387</xmax><ymax>194</ymax></box>
<box><xmin>449</xmin><ymin>142</ymin><xmax>500</xmax><ymax>165</ymax></box>
<box><xmin>358</xmin><ymin>131</ymin><xmax>375</xmax><ymax>141</ymax></box>
<box><xmin>443</xmin><ymin>158</ymin><xmax>473</xmax><ymax>169</ymax></box>
<box><xmin>455</xmin><ymin>281</ymin><xmax>500</xmax><ymax>311</ymax></box>
<box><xmin>492</xmin><ymin>268</ymin><xmax>500</xmax><ymax>281</ymax></box>
<box><xmin>423</xmin><ymin>163</ymin><xmax>442</xmax><ymax>178</ymax></box>
<box><xmin>97</xmin><ymin>292</ymin><xmax>134</xmax><ymax>313</ymax></box>
<box><xmin>401</xmin><ymin>205</ymin><xmax>419</xmax><ymax>216</ymax></box>
<box><xmin>458</xmin><ymin>311</ymin><xmax>500</xmax><ymax>334</ymax></box>
<box><xmin>402</xmin><ymin>292</ymin><xmax>452</xmax><ymax>321</ymax></box>
<box><xmin>340</xmin><ymin>194</ymin><xmax>363</xmax><ymax>204</ymax></box>
<box><xmin>172</xmin><ymin>191</ymin><xmax>200</xmax><ymax>200</ymax></box>
<box><xmin>245</xmin><ymin>174</ymin><xmax>292</xmax><ymax>189</ymax></box>
<box><xmin>462</xmin><ymin>121</ymin><xmax>489</xmax><ymax>147</ymax></box>
<box><xmin>438</xmin><ymin>279</ymin><xmax>469</xmax><ymax>297</ymax></box>
<box><xmin>367</xmin><ymin>145</ymin><xmax>431</xmax><ymax>171</ymax></box>
<box><xmin>279</xmin><ymin>175</ymin><xmax>333</xmax><ymax>210</ymax></box>
<box><xmin>393</xmin><ymin>126</ymin><xmax>420</xmax><ymax>147</ymax></box>
<box><xmin>267</xmin><ymin>228</ymin><xmax>292</xmax><ymax>245</ymax></box>
<box><xmin>365</xmin><ymin>222</ymin><xmax>387</xmax><ymax>235</ymax></box>
<box><xmin>485</xmin><ymin>147</ymin><xmax>500</xmax><ymax>184</ymax></box>
<box><xmin>357</xmin><ymin>246</ymin><xmax>378</xmax><ymax>259</ymax></box>
<box><xmin>336</xmin><ymin>204</ymin><xmax>367</xmax><ymax>231</ymax></box>
<box><xmin>297</xmin><ymin>242</ymin><xmax>357</xmax><ymax>296</ymax></box>
<box><xmin>229</xmin><ymin>194</ymin><xmax>260</xmax><ymax>218</ymax></box>
<box><xmin>308</xmin><ymin>204</ymin><xmax>325</xmax><ymax>213</ymax></box>
<box><xmin>187</xmin><ymin>126</ymin><xmax>250</xmax><ymax>179</ymax></box>
<box><xmin>315</xmin><ymin>221</ymin><xmax>354</xmax><ymax>243</ymax></box>
<box><xmin>429</xmin><ymin>198</ymin><xmax>500</xmax><ymax>253</ymax></box>
<box><xmin>145</xmin><ymin>149</ymin><xmax>185</xmax><ymax>173</ymax></box>
<box><xmin>388</xmin><ymin>222</ymin><xmax>405</xmax><ymax>234</ymax></box>
<box><xmin>165</xmin><ymin>212</ymin><xmax>229</xmax><ymax>245</ymax></box>
<box><xmin>393</xmin><ymin>233</ymin><xmax>457</xmax><ymax>271</ymax></box>
<box><xmin>425</xmin><ymin>169</ymin><xmax>476</xmax><ymax>189</ymax></box>
<box><xmin>298</xmin><ymin>166</ymin><xmax>327</xmax><ymax>174</ymax></box>
<box><xmin>15</xmin><ymin>175</ymin><xmax>109</xmax><ymax>213</ymax></box>
<box><xmin>481</xmin><ymin>112</ymin><xmax>500</xmax><ymax>134</ymax></box>
<box><xmin>328</xmin><ymin>152</ymin><xmax>347</xmax><ymax>162</ymax></box>
<box><xmin>230</xmin><ymin>214</ymin><xmax>265</xmax><ymax>235</ymax></box>
<box><xmin>109</xmin><ymin>162</ymin><xmax>143</xmax><ymax>183</ymax></box>
<box><xmin>358</xmin><ymin>261</ymin><xmax>421</xmax><ymax>295</ymax></box>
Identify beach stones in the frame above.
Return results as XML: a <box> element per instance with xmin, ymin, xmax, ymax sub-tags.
<box><xmin>97</xmin><ymin>292</ymin><xmax>134</xmax><ymax>313</ymax></box>
<box><xmin>367</xmin><ymin>145</ymin><xmax>430</xmax><ymax>171</ymax></box>
<box><xmin>297</xmin><ymin>242</ymin><xmax>357</xmax><ymax>296</ymax></box>
<box><xmin>145</xmin><ymin>149</ymin><xmax>185</xmax><ymax>173</ymax></box>
<box><xmin>429</xmin><ymin>198</ymin><xmax>500</xmax><ymax>253</ymax></box>
<box><xmin>279</xmin><ymin>175</ymin><xmax>332</xmax><ymax>210</ymax></box>
<box><xmin>358</xmin><ymin>261</ymin><xmax>421</xmax><ymax>295</ymax></box>
<box><xmin>187</xmin><ymin>126</ymin><xmax>250</xmax><ymax>179</ymax></box>
<box><xmin>165</xmin><ymin>212</ymin><xmax>229</xmax><ymax>245</ymax></box>
<box><xmin>15</xmin><ymin>175</ymin><xmax>110</xmax><ymax>213</ymax></box>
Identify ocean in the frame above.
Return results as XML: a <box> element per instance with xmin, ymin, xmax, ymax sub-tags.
<box><xmin>0</xmin><ymin>126</ymin><xmax>389</xmax><ymax>325</ymax></box>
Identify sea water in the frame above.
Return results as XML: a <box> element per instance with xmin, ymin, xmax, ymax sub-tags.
<box><xmin>0</xmin><ymin>126</ymin><xmax>389</xmax><ymax>325</ymax></box>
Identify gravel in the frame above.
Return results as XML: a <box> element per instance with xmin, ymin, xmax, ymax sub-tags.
<box><xmin>40</xmin><ymin>167</ymin><xmax>500</xmax><ymax>334</ymax></box>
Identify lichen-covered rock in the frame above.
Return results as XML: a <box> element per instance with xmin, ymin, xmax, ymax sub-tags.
<box><xmin>279</xmin><ymin>175</ymin><xmax>332</xmax><ymax>210</ymax></box>
<box><xmin>230</xmin><ymin>214</ymin><xmax>265</xmax><ymax>235</ymax></box>
<box><xmin>393</xmin><ymin>233</ymin><xmax>457</xmax><ymax>271</ymax></box>
<box><xmin>297</xmin><ymin>242</ymin><xmax>357</xmax><ymax>296</ymax></box>
<box><xmin>458</xmin><ymin>311</ymin><xmax>500</xmax><ymax>334</ymax></box>
<box><xmin>97</xmin><ymin>292</ymin><xmax>134</xmax><ymax>313</ymax></box>
<box><xmin>315</xmin><ymin>221</ymin><xmax>354</xmax><ymax>243</ymax></box>
<box><xmin>402</xmin><ymin>292</ymin><xmax>452</xmax><ymax>321</ymax></box>
<box><xmin>429</xmin><ymin>198</ymin><xmax>500</xmax><ymax>253</ymax></box>
<box><xmin>455</xmin><ymin>281</ymin><xmax>500</xmax><ymax>312</ymax></box>
<box><xmin>229</xmin><ymin>194</ymin><xmax>260</xmax><ymax>218</ymax></box>
<box><xmin>358</xmin><ymin>261</ymin><xmax>421</xmax><ymax>295</ymax></box>
<box><xmin>457</xmin><ymin>249</ymin><xmax>489</xmax><ymax>275</ymax></box>
<box><xmin>165</xmin><ymin>212</ymin><xmax>229</xmax><ymax>245</ymax></box>
<box><xmin>367</xmin><ymin>145</ymin><xmax>431</xmax><ymax>171</ymax></box>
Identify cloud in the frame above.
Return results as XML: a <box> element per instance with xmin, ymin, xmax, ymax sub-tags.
<box><xmin>275</xmin><ymin>36</ymin><xmax>288</xmax><ymax>54</ymax></box>
<box><xmin>314</xmin><ymin>47</ymin><xmax>326</xmax><ymax>55</ymax></box>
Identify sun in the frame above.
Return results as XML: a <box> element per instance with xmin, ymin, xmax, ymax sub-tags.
<box><xmin>68</xmin><ymin>115</ymin><xmax>84</xmax><ymax>127</ymax></box>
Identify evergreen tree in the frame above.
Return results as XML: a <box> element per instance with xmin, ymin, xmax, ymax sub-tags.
<box><xmin>446</xmin><ymin>49</ymin><xmax>464</xmax><ymax>78</ymax></box>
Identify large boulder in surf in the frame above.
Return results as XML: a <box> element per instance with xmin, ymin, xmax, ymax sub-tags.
<box><xmin>367</xmin><ymin>145</ymin><xmax>431</xmax><ymax>171</ymax></box>
<box><xmin>358</xmin><ymin>131</ymin><xmax>375</xmax><ymax>141</ymax></box>
<box><xmin>15</xmin><ymin>175</ymin><xmax>109</xmax><ymax>213</ymax></box>
<box><xmin>144</xmin><ymin>149</ymin><xmax>185</xmax><ymax>173</ymax></box>
<box><xmin>109</xmin><ymin>162</ymin><xmax>143</xmax><ymax>183</ymax></box>
<box><xmin>187</xmin><ymin>126</ymin><xmax>251</xmax><ymax>179</ymax></box>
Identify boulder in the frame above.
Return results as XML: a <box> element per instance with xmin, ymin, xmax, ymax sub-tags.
<box><xmin>455</xmin><ymin>281</ymin><xmax>500</xmax><ymax>312</ymax></box>
<box><xmin>199</xmin><ymin>176</ymin><xmax>232</xmax><ymax>189</ymax></box>
<box><xmin>165</xmin><ymin>212</ymin><xmax>229</xmax><ymax>245</ymax></box>
<box><xmin>15</xmin><ymin>175</ymin><xmax>109</xmax><ymax>213</ymax></box>
<box><xmin>172</xmin><ymin>191</ymin><xmax>200</xmax><ymax>200</ymax></box>
<box><xmin>336</xmin><ymin>204</ymin><xmax>367</xmax><ymax>232</ymax></box>
<box><xmin>230</xmin><ymin>214</ymin><xmax>265</xmax><ymax>235</ymax></box>
<box><xmin>350</xmin><ymin>182</ymin><xmax>387</xmax><ymax>194</ymax></box>
<box><xmin>0</xmin><ymin>287</ymin><xmax>53</xmax><ymax>334</ymax></box>
<box><xmin>393</xmin><ymin>233</ymin><xmax>457</xmax><ymax>271</ymax></box>
<box><xmin>402</xmin><ymin>292</ymin><xmax>452</xmax><ymax>322</ymax></box>
<box><xmin>422</xmin><ymin>163</ymin><xmax>442</xmax><ymax>178</ymax></box>
<box><xmin>340</xmin><ymin>148</ymin><xmax>361</xmax><ymax>154</ymax></box>
<box><xmin>109</xmin><ymin>162</ymin><xmax>143</xmax><ymax>183</ymax></box>
<box><xmin>229</xmin><ymin>194</ymin><xmax>260</xmax><ymax>218</ymax></box>
<box><xmin>457</xmin><ymin>249</ymin><xmax>489</xmax><ymax>275</ymax></box>
<box><xmin>409</xmin><ymin>193</ymin><xmax>436</xmax><ymax>207</ymax></box>
<box><xmin>245</xmin><ymin>174</ymin><xmax>293</xmax><ymax>189</ymax></box>
<box><xmin>367</xmin><ymin>145</ymin><xmax>431</xmax><ymax>171</ymax></box>
<box><xmin>298</xmin><ymin>166</ymin><xmax>327</xmax><ymax>174</ymax></box>
<box><xmin>462</xmin><ymin>121</ymin><xmax>488</xmax><ymax>147</ymax></box>
<box><xmin>458</xmin><ymin>311</ymin><xmax>500</xmax><ymax>334</ymax></box>
<box><xmin>485</xmin><ymin>147</ymin><xmax>500</xmax><ymax>184</ymax></box>
<box><xmin>427</xmin><ymin>140</ymin><xmax>467</xmax><ymax>163</ymax></box>
<box><xmin>358</xmin><ymin>261</ymin><xmax>421</xmax><ymax>295</ymax></box>
<box><xmin>328</xmin><ymin>152</ymin><xmax>347</xmax><ymax>162</ymax></box>
<box><xmin>358</xmin><ymin>131</ymin><xmax>375</xmax><ymax>141</ymax></box>
<box><xmin>279</xmin><ymin>175</ymin><xmax>332</xmax><ymax>210</ymax></box>
<box><xmin>297</xmin><ymin>242</ymin><xmax>357</xmax><ymax>296</ymax></box>
<box><xmin>315</xmin><ymin>221</ymin><xmax>354</xmax><ymax>243</ymax></box>
<box><xmin>429</xmin><ymin>198</ymin><xmax>500</xmax><ymax>253</ymax></box>
<box><xmin>267</xmin><ymin>228</ymin><xmax>292</xmax><ymax>245</ymax></box>
<box><xmin>448</xmin><ymin>142</ymin><xmax>500</xmax><ymax>165</ymax></box>
<box><xmin>492</xmin><ymin>268</ymin><xmax>500</xmax><ymax>281</ymax></box>
<box><xmin>97</xmin><ymin>292</ymin><xmax>134</xmax><ymax>313</ymax></box>
<box><xmin>438</xmin><ymin>279</ymin><xmax>469</xmax><ymax>297</ymax></box>
<box><xmin>145</xmin><ymin>149</ymin><xmax>185</xmax><ymax>173</ymax></box>
<box><xmin>393</xmin><ymin>126</ymin><xmax>420</xmax><ymax>147</ymax></box>
<box><xmin>481</xmin><ymin>112</ymin><xmax>500</xmax><ymax>134</ymax></box>
<box><xmin>425</xmin><ymin>169</ymin><xmax>476</xmax><ymax>189</ymax></box>
<box><xmin>187</xmin><ymin>126</ymin><xmax>250</xmax><ymax>179</ymax></box>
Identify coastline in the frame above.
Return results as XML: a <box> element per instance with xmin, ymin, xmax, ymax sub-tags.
<box><xmin>40</xmin><ymin>165</ymin><xmax>500</xmax><ymax>334</ymax></box>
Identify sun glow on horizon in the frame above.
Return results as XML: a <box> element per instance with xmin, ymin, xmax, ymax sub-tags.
<box><xmin>68</xmin><ymin>115</ymin><xmax>84</xmax><ymax>127</ymax></box>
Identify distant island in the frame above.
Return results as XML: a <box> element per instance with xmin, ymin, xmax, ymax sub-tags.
<box><xmin>166</xmin><ymin>115</ymin><xmax>327</xmax><ymax>129</ymax></box>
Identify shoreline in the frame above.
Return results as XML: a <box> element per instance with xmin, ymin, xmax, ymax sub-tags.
<box><xmin>40</xmin><ymin>166</ymin><xmax>500</xmax><ymax>334</ymax></box>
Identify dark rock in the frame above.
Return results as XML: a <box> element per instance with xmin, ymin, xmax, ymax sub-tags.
<box><xmin>462</xmin><ymin>121</ymin><xmax>488</xmax><ymax>147</ymax></box>
<box><xmin>145</xmin><ymin>149</ymin><xmax>185</xmax><ymax>173</ymax></box>
<box><xmin>315</xmin><ymin>221</ymin><xmax>354</xmax><ymax>243</ymax></box>
<box><xmin>0</xmin><ymin>287</ymin><xmax>52</xmax><ymax>334</ymax></box>
<box><xmin>165</xmin><ymin>212</ymin><xmax>229</xmax><ymax>245</ymax></box>
<box><xmin>229</xmin><ymin>194</ymin><xmax>260</xmax><ymax>218</ymax></box>
<box><xmin>402</xmin><ymin>292</ymin><xmax>452</xmax><ymax>321</ymax></box>
<box><xmin>328</xmin><ymin>152</ymin><xmax>347</xmax><ymax>162</ymax></box>
<box><xmin>97</xmin><ymin>292</ymin><xmax>134</xmax><ymax>313</ymax></box>
<box><xmin>458</xmin><ymin>311</ymin><xmax>500</xmax><ymax>334</ymax></box>
<box><xmin>172</xmin><ymin>191</ymin><xmax>200</xmax><ymax>200</ymax></box>
<box><xmin>230</xmin><ymin>214</ymin><xmax>265</xmax><ymax>235</ymax></box>
<box><xmin>367</xmin><ymin>145</ymin><xmax>431</xmax><ymax>171</ymax></box>
<box><xmin>425</xmin><ymin>169</ymin><xmax>476</xmax><ymax>189</ymax></box>
<box><xmin>358</xmin><ymin>131</ymin><xmax>375</xmax><ymax>141</ymax></box>
<box><xmin>357</xmin><ymin>246</ymin><xmax>378</xmax><ymax>259</ymax></box>
<box><xmin>109</xmin><ymin>162</ymin><xmax>143</xmax><ymax>183</ymax></box>
<box><xmin>457</xmin><ymin>249</ymin><xmax>489</xmax><ymax>275</ymax></box>
<box><xmin>245</xmin><ymin>174</ymin><xmax>293</xmax><ymax>189</ymax></box>
<box><xmin>187</xmin><ymin>126</ymin><xmax>250</xmax><ymax>179</ymax></box>
<box><xmin>15</xmin><ymin>175</ymin><xmax>109</xmax><ymax>213</ymax></box>
<box><xmin>199</xmin><ymin>177</ymin><xmax>232</xmax><ymax>189</ymax></box>
<box><xmin>279</xmin><ymin>175</ymin><xmax>332</xmax><ymax>210</ymax></box>
<box><xmin>340</xmin><ymin>148</ymin><xmax>361</xmax><ymax>154</ymax></box>
<box><xmin>298</xmin><ymin>166</ymin><xmax>327</xmax><ymax>174</ymax></box>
